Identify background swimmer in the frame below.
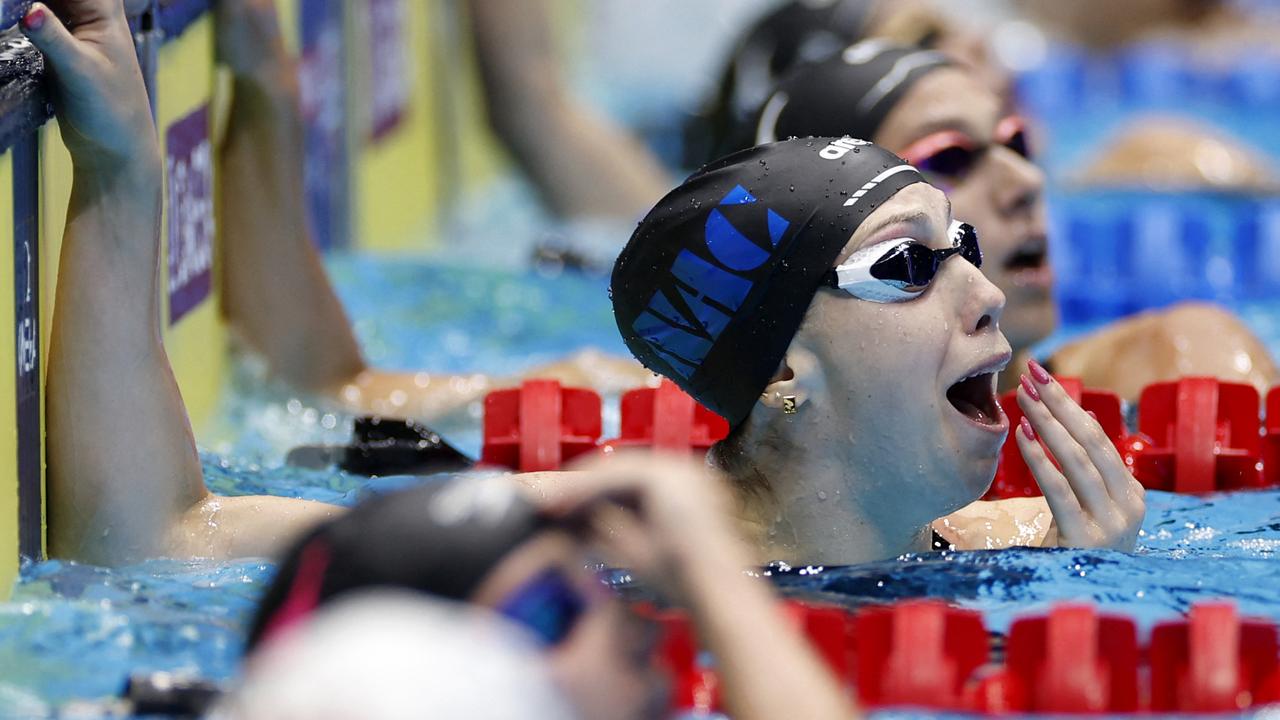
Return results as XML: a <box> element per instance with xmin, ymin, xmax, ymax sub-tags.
<box><xmin>687</xmin><ymin>0</ymin><xmax>1009</xmax><ymax>165</ymax></box>
<box><xmin>214</xmin><ymin>0</ymin><xmax>651</xmax><ymax>422</ymax></box>
<box><xmin>612</xmin><ymin>138</ymin><xmax>1146</xmax><ymax>563</ymax></box>
<box><xmin>751</xmin><ymin>41</ymin><xmax>1280</xmax><ymax>401</ymax></box>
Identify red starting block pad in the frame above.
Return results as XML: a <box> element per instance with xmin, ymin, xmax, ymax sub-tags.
<box><xmin>1133</xmin><ymin>378</ymin><xmax>1264</xmax><ymax>493</ymax></box>
<box><xmin>602</xmin><ymin>379</ymin><xmax>729</xmax><ymax>454</ymax></box>
<box><xmin>1149</xmin><ymin>602</ymin><xmax>1280</xmax><ymax>712</ymax></box>
<box><xmin>985</xmin><ymin>378</ymin><xmax>1126</xmax><ymax>499</ymax></box>
<box><xmin>854</xmin><ymin>600</ymin><xmax>989</xmax><ymax>710</ymax></box>
<box><xmin>480</xmin><ymin>380</ymin><xmax>601</xmax><ymax>471</ymax></box>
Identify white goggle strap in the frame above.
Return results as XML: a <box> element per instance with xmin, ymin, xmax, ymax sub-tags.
<box><xmin>829</xmin><ymin>237</ymin><xmax>921</xmax><ymax>303</ymax></box>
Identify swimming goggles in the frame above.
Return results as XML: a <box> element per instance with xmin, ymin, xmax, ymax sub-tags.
<box><xmin>496</xmin><ymin>568</ymin><xmax>587</xmax><ymax>647</ymax></box>
<box><xmin>899</xmin><ymin>115</ymin><xmax>1030</xmax><ymax>187</ymax></box>
<box><xmin>822</xmin><ymin>220</ymin><xmax>981</xmax><ymax>303</ymax></box>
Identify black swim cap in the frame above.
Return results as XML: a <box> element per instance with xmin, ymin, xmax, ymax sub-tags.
<box><xmin>686</xmin><ymin>0</ymin><xmax>875</xmax><ymax>165</ymax></box>
<box><xmin>611</xmin><ymin>137</ymin><xmax>925</xmax><ymax>427</ymax></box>
<box><xmin>246</xmin><ymin>476</ymin><xmax>547</xmax><ymax>652</ymax></box>
<box><xmin>754</xmin><ymin>41</ymin><xmax>952</xmax><ymax>148</ymax></box>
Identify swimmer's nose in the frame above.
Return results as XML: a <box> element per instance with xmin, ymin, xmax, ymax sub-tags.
<box><xmin>956</xmin><ymin>263</ymin><xmax>1006</xmax><ymax>335</ymax></box>
<box><xmin>989</xmin><ymin>146</ymin><xmax>1044</xmax><ymax>218</ymax></box>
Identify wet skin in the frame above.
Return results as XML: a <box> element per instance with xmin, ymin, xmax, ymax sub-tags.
<box><xmin>875</xmin><ymin>67</ymin><xmax>1055</xmax><ymax>356</ymax></box>
<box><xmin>871</xmin><ymin>66</ymin><xmax>1279</xmax><ymax>398</ymax></box>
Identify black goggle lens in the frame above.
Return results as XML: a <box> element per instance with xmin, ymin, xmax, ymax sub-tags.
<box><xmin>1004</xmin><ymin>129</ymin><xmax>1030</xmax><ymax>160</ymax></box>
<box><xmin>871</xmin><ymin>223</ymin><xmax>982</xmax><ymax>290</ymax></box>
<box><xmin>917</xmin><ymin>145</ymin><xmax>978</xmax><ymax>178</ymax></box>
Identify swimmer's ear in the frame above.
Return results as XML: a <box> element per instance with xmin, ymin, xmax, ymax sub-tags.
<box><xmin>758</xmin><ymin>348</ymin><xmax>824</xmax><ymax>413</ymax></box>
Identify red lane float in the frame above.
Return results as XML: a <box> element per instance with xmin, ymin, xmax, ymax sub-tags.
<box><xmin>480</xmin><ymin>380</ymin><xmax>602</xmax><ymax>471</ymax></box>
<box><xmin>650</xmin><ymin>599</ymin><xmax>1280</xmax><ymax>716</ymax></box>
<box><xmin>1149</xmin><ymin>602</ymin><xmax>1280</xmax><ymax>712</ymax></box>
<box><xmin>984</xmin><ymin>376</ymin><xmax>1280</xmax><ymax>498</ymax></box>
<box><xmin>854</xmin><ymin>600</ymin><xmax>988</xmax><ymax>710</ymax></box>
<box><xmin>482</xmin><ymin>377</ymin><xmax>1279</xmax><ymax>489</ymax></box>
<box><xmin>481</xmin><ymin>380</ymin><xmax>729</xmax><ymax>471</ymax></box>
<box><xmin>1133</xmin><ymin>378</ymin><xmax>1265</xmax><ymax>493</ymax></box>
<box><xmin>602</xmin><ymin>379</ymin><xmax>730</xmax><ymax>454</ymax></box>
<box><xmin>1004</xmin><ymin>605</ymin><xmax>1140</xmax><ymax>713</ymax></box>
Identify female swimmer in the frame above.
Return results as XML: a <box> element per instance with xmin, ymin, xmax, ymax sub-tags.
<box><xmin>749</xmin><ymin>41</ymin><xmax>1279</xmax><ymax>401</ymax></box>
<box><xmin>30</xmin><ymin>8</ymin><xmax>858</xmax><ymax>717</ymax></box>
<box><xmin>610</xmin><ymin>137</ymin><xmax>1147</xmax><ymax>563</ymax></box>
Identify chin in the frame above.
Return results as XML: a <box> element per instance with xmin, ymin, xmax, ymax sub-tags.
<box><xmin>956</xmin><ymin>457</ymin><xmax>1000</xmax><ymax>508</ymax></box>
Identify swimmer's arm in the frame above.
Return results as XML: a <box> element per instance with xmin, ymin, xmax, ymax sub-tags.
<box><xmin>465</xmin><ymin>0</ymin><xmax>670</xmax><ymax>219</ymax></box>
<box><xmin>167</xmin><ymin>494</ymin><xmax>343</xmax><ymax>559</ymax></box>
<box><xmin>1049</xmin><ymin>301</ymin><xmax>1279</xmax><ymax>401</ymax></box>
<box><xmin>675</xmin><ymin>536</ymin><xmax>863</xmax><ymax>720</ymax></box>
<box><xmin>546</xmin><ymin>456</ymin><xmax>860</xmax><ymax>720</ymax></box>
<box><xmin>937</xmin><ymin>497</ymin><xmax>1054</xmax><ymax>550</ymax></box>
<box><xmin>338</xmin><ymin>350</ymin><xmax>654</xmax><ymax>421</ymax></box>
<box><xmin>32</xmin><ymin>0</ymin><xmax>209</xmax><ymax>563</ymax></box>
<box><xmin>216</xmin><ymin>3</ymin><xmax>652</xmax><ymax>417</ymax></box>
<box><xmin>216</xmin><ymin>4</ymin><xmax>368</xmax><ymax>393</ymax></box>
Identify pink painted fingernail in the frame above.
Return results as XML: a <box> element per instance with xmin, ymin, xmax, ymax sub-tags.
<box><xmin>1087</xmin><ymin>410</ymin><xmax>1098</xmax><ymax>421</ymax></box>
<box><xmin>1019</xmin><ymin>416</ymin><xmax>1037</xmax><ymax>441</ymax></box>
<box><xmin>21</xmin><ymin>7</ymin><xmax>45</xmax><ymax>32</ymax></box>
<box><xmin>1019</xmin><ymin>374</ymin><xmax>1041</xmax><ymax>402</ymax></box>
<box><xmin>1028</xmin><ymin>358</ymin><xmax>1052</xmax><ymax>384</ymax></box>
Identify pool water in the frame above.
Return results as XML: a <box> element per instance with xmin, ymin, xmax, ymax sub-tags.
<box><xmin>2</xmin><ymin>252</ymin><xmax>1280</xmax><ymax>716</ymax></box>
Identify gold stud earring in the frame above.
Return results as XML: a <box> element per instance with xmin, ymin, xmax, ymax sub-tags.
<box><xmin>782</xmin><ymin>395</ymin><xmax>797</xmax><ymax>414</ymax></box>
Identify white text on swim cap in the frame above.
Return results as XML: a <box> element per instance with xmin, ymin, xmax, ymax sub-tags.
<box><xmin>819</xmin><ymin>136</ymin><xmax>871</xmax><ymax>160</ymax></box>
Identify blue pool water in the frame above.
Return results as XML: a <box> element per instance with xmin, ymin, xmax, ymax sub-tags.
<box><xmin>2</xmin><ymin>252</ymin><xmax>1280</xmax><ymax>716</ymax></box>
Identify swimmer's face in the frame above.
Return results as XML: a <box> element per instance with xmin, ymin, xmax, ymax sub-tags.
<box><xmin>876</xmin><ymin>67</ymin><xmax>1055</xmax><ymax>352</ymax></box>
<box><xmin>474</xmin><ymin>532</ymin><xmax>667</xmax><ymax>720</ymax></box>
<box><xmin>791</xmin><ymin>183</ymin><xmax>1011</xmax><ymax>517</ymax></box>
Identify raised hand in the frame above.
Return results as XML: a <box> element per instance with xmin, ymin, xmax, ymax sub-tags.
<box><xmin>20</xmin><ymin>0</ymin><xmax>157</xmax><ymax>172</ymax></box>
<box><xmin>539</xmin><ymin>452</ymin><xmax>746</xmax><ymax>592</ymax></box>
<box><xmin>1015</xmin><ymin>359</ymin><xmax>1147</xmax><ymax>550</ymax></box>
<box><xmin>213</xmin><ymin>0</ymin><xmax>288</xmax><ymax>79</ymax></box>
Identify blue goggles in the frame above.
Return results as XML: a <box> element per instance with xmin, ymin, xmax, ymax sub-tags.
<box><xmin>496</xmin><ymin>568</ymin><xmax>588</xmax><ymax>647</ymax></box>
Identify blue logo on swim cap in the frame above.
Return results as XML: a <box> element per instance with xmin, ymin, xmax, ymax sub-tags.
<box><xmin>631</xmin><ymin>185</ymin><xmax>791</xmax><ymax>381</ymax></box>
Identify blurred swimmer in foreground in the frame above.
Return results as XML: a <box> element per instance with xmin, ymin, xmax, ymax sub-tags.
<box><xmin>611</xmin><ymin>138</ymin><xmax>1146</xmax><ymax>562</ymax></box>
<box><xmin>239</xmin><ymin>459</ymin><xmax>861</xmax><ymax>720</ymax></box>
<box><xmin>218</xmin><ymin>593</ymin><xmax>582</xmax><ymax>719</ymax></box>
<box><xmin>34</xmin><ymin>9</ymin><xmax>858</xmax><ymax>717</ymax></box>
<box><xmin>215</xmin><ymin>0</ymin><xmax>651</xmax><ymax>422</ymax></box>
<box><xmin>747</xmin><ymin>41</ymin><xmax>1279</xmax><ymax>401</ymax></box>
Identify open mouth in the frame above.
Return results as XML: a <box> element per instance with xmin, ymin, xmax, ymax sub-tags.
<box><xmin>1003</xmin><ymin>235</ymin><xmax>1048</xmax><ymax>271</ymax></box>
<box><xmin>946</xmin><ymin>371</ymin><xmax>1002</xmax><ymax>426</ymax></box>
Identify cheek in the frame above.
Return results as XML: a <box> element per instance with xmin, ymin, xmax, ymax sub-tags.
<box><xmin>815</xmin><ymin>304</ymin><xmax>951</xmax><ymax>425</ymax></box>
